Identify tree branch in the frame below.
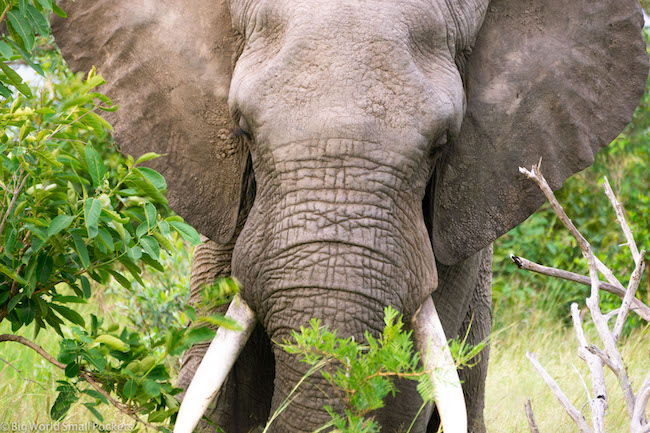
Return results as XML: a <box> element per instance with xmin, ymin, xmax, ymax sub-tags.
<box><xmin>0</xmin><ymin>334</ymin><xmax>162</xmax><ymax>430</ymax></box>
<box><xmin>525</xmin><ymin>399</ymin><xmax>541</xmax><ymax>433</ymax></box>
<box><xmin>510</xmin><ymin>255</ymin><xmax>650</xmax><ymax>321</ymax></box>
<box><xmin>603</xmin><ymin>177</ymin><xmax>641</xmax><ymax>263</ymax></box>
<box><xmin>525</xmin><ymin>352</ymin><xmax>592</xmax><ymax>433</ymax></box>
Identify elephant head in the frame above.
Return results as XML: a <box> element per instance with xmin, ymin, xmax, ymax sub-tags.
<box><xmin>52</xmin><ymin>0</ymin><xmax>648</xmax><ymax>432</ymax></box>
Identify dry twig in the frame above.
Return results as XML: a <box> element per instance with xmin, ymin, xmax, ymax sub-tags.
<box><xmin>517</xmin><ymin>162</ymin><xmax>649</xmax><ymax>433</ymax></box>
<box><xmin>510</xmin><ymin>255</ymin><xmax>650</xmax><ymax>321</ymax></box>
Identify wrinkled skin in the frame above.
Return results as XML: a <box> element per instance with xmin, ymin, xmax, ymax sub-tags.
<box><xmin>51</xmin><ymin>0</ymin><xmax>648</xmax><ymax>431</ymax></box>
<box><xmin>211</xmin><ymin>2</ymin><xmax>488</xmax><ymax>431</ymax></box>
<box><xmin>177</xmin><ymin>239</ymin><xmax>492</xmax><ymax>432</ymax></box>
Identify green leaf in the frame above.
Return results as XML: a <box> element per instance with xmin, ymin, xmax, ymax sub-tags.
<box><xmin>148</xmin><ymin>409</ymin><xmax>172</xmax><ymax>423</ymax></box>
<box><xmin>144</xmin><ymin>202</ymin><xmax>156</xmax><ymax>229</ymax></box>
<box><xmin>106</xmin><ymin>269</ymin><xmax>131</xmax><ymax>289</ymax></box>
<box><xmin>0</xmin><ymin>262</ymin><xmax>27</xmax><ymax>285</ymax></box>
<box><xmin>84</xmin><ymin>144</ymin><xmax>106</xmax><ymax>188</ymax></box>
<box><xmin>170</xmin><ymin>221</ymin><xmax>201</xmax><ymax>246</ymax></box>
<box><xmin>47</xmin><ymin>215</ymin><xmax>74</xmax><ymax>237</ymax></box>
<box><xmin>72</xmin><ymin>234</ymin><xmax>90</xmax><ymax>268</ymax></box>
<box><xmin>7</xmin><ymin>11</ymin><xmax>34</xmax><ymax>52</ymax></box>
<box><xmin>197</xmin><ymin>314</ymin><xmax>241</xmax><ymax>331</ymax></box>
<box><xmin>137</xmin><ymin>167</ymin><xmax>167</xmax><ymax>191</ymax></box>
<box><xmin>118</xmin><ymin>257</ymin><xmax>144</xmax><ymax>286</ymax></box>
<box><xmin>94</xmin><ymin>335</ymin><xmax>129</xmax><ymax>352</ymax></box>
<box><xmin>5</xmin><ymin>39</ymin><xmax>43</xmax><ymax>75</ymax></box>
<box><xmin>52</xmin><ymin>3</ymin><xmax>67</xmax><ymax>17</ymax></box>
<box><xmin>185</xmin><ymin>327</ymin><xmax>216</xmax><ymax>346</ymax></box>
<box><xmin>36</xmin><ymin>0</ymin><xmax>53</xmax><ymax>11</ymax></box>
<box><xmin>123</xmin><ymin>379</ymin><xmax>137</xmax><ymax>400</ymax></box>
<box><xmin>80</xmin><ymin>275</ymin><xmax>91</xmax><ymax>298</ymax></box>
<box><xmin>64</xmin><ymin>362</ymin><xmax>79</xmax><ymax>378</ymax></box>
<box><xmin>25</xmin><ymin>5</ymin><xmax>50</xmax><ymax>36</ymax></box>
<box><xmin>84</xmin><ymin>198</ymin><xmax>102</xmax><ymax>238</ymax></box>
<box><xmin>143</xmin><ymin>380</ymin><xmax>161</xmax><ymax>398</ymax></box>
<box><xmin>135</xmin><ymin>152</ymin><xmax>162</xmax><ymax>165</ymax></box>
<box><xmin>87</xmin><ymin>112</ymin><xmax>113</xmax><ymax>132</ymax></box>
<box><xmin>140</xmin><ymin>236</ymin><xmax>160</xmax><ymax>259</ymax></box>
<box><xmin>0</xmin><ymin>61</ymin><xmax>32</xmax><ymax>98</ymax></box>
<box><xmin>7</xmin><ymin>293</ymin><xmax>24</xmax><ymax>314</ymax></box>
<box><xmin>50</xmin><ymin>386</ymin><xmax>78</xmax><ymax>421</ymax></box>
<box><xmin>81</xmin><ymin>389</ymin><xmax>109</xmax><ymax>405</ymax></box>
<box><xmin>50</xmin><ymin>304</ymin><xmax>85</xmax><ymax>327</ymax></box>
<box><xmin>0</xmin><ymin>41</ymin><xmax>13</xmax><ymax>59</ymax></box>
<box><xmin>82</xmin><ymin>403</ymin><xmax>104</xmax><ymax>422</ymax></box>
<box><xmin>51</xmin><ymin>295</ymin><xmax>86</xmax><ymax>304</ymax></box>
<box><xmin>0</xmin><ymin>82</ymin><xmax>11</xmax><ymax>98</ymax></box>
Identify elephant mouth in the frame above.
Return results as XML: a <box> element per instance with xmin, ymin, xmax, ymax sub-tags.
<box><xmin>173</xmin><ymin>295</ymin><xmax>467</xmax><ymax>433</ymax></box>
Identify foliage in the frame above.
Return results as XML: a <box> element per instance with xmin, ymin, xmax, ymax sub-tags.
<box><xmin>282</xmin><ymin>307</ymin><xmax>486</xmax><ymax>433</ymax></box>
<box><xmin>492</xmin><ymin>30</ymin><xmax>650</xmax><ymax>330</ymax></box>
<box><xmin>105</xmin><ymin>233</ymin><xmax>193</xmax><ymax>346</ymax></box>
<box><xmin>48</xmin><ymin>277</ymin><xmax>239</xmax><ymax>428</ymax></box>
<box><xmin>0</xmin><ymin>1</ymin><xmax>215</xmax><ymax>428</ymax></box>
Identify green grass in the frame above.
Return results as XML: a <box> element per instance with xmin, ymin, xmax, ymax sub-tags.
<box><xmin>2</xmin><ymin>295</ymin><xmax>648</xmax><ymax>432</ymax></box>
<box><xmin>486</xmin><ymin>309</ymin><xmax>649</xmax><ymax>432</ymax></box>
<box><xmin>0</xmin><ymin>294</ymin><xmax>137</xmax><ymax>428</ymax></box>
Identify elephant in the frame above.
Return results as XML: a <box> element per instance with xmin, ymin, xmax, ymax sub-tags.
<box><xmin>51</xmin><ymin>0</ymin><xmax>648</xmax><ymax>431</ymax></box>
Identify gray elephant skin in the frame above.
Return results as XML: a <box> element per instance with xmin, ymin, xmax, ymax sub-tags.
<box><xmin>52</xmin><ymin>0</ymin><xmax>648</xmax><ymax>432</ymax></box>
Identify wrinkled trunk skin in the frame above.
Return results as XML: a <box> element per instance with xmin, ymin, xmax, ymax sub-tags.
<box><xmin>228</xmin><ymin>138</ymin><xmax>440</xmax><ymax>432</ymax></box>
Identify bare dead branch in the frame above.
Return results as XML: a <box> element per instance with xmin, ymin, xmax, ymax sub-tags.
<box><xmin>525</xmin><ymin>399</ymin><xmax>541</xmax><ymax>433</ymax></box>
<box><xmin>603</xmin><ymin>177</ymin><xmax>641</xmax><ymax>263</ymax></box>
<box><xmin>613</xmin><ymin>250</ymin><xmax>646</xmax><ymax>342</ymax></box>
<box><xmin>571</xmin><ymin>304</ymin><xmax>607</xmax><ymax>432</ymax></box>
<box><xmin>632</xmin><ymin>371</ymin><xmax>650</xmax><ymax>432</ymax></box>
<box><xmin>510</xmin><ymin>255</ymin><xmax>650</xmax><ymax>321</ymax></box>
<box><xmin>585</xmin><ymin>345</ymin><xmax>618</xmax><ymax>374</ymax></box>
<box><xmin>526</xmin><ymin>351</ymin><xmax>592</xmax><ymax>433</ymax></box>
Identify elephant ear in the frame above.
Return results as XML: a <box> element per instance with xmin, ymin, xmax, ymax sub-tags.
<box><xmin>51</xmin><ymin>0</ymin><xmax>246</xmax><ymax>243</ymax></box>
<box><xmin>430</xmin><ymin>0</ymin><xmax>649</xmax><ymax>265</ymax></box>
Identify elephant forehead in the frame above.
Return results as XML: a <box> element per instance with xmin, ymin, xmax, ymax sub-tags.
<box><xmin>230</xmin><ymin>0</ymin><xmax>487</xmax><ymax>52</ymax></box>
<box><xmin>229</xmin><ymin>1</ymin><xmax>478</xmax><ymax>145</ymax></box>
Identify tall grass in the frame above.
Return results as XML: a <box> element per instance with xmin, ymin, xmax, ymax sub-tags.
<box><xmin>487</xmin><ymin>309</ymin><xmax>649</xmax><ymax>432</ymax></box>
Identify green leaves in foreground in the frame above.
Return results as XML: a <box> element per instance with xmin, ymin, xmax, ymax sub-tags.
<box><xmin>50</xmin><ymin>278</ymin><xmax>240</xmax><ymax>427</ymax></box>
<box><xmin>282</xmin><ymin>307</ymin><xmax>436</xmax><ymax>433</ymax></box>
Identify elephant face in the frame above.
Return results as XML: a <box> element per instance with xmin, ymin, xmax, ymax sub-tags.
<box><xmin>229</xmin><ymin>0</ymin><xmax>475</xmax><ymax>336</ymax></box>
<box><xmin>52</xmin><ymin>0</ymin><xmax>648</xmax><ymax>431</ymax></box>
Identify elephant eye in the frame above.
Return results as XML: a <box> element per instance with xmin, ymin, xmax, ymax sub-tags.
<box><xmin>234</xmin><ymin>116</ymin><xmax>253</xmax><ymax>141</ymax></box>
<box><xmin>435</xmin><ymin>131</ymin><xmax>448</xmax><ymax>148</ymax></box>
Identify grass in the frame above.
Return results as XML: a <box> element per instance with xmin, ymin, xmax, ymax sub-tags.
<box><xmin>1</xmin><ymin>282</ymin><xmax>648</xmax><ymax>431</ymax></box>
<box><xmin>486</xmin><ymin>308</ymin><xmax>650</xmax><ymax>432</ymax></box>
<box><xmin>0</xmin><ymin>294</ymin><xmax>137</xmax><ymax>428</ymax></box>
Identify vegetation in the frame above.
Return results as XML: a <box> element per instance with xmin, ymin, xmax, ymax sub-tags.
<box><xmin>0</xmin><ymin>1</ymin><xmax>647</xmax><ymax>432</ymax></box>
<box><xmin>492</xmin><ymin>31</ymin><xmax>650</xmax><ymax>331</ymax></box>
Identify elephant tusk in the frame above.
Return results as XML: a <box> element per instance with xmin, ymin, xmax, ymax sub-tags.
<box><xmin>174</xmin><ymin>294</ymin><xmax>256</xmax><ymax>433</ymax></box>
<box><xmin>412</xmin><ymin>297</ymin><xmax>468</xmax><ymax>433</ymax></box>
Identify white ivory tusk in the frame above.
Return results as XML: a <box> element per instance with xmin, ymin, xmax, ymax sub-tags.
<box><xmin>174</xmin><ymin>294</ymin><xmax>257</xmax><ymax>433</ymax></box>
<box><xmin>411</xmin><ymin>297</ymin><xmax>468</xmax><ymax>433</ymax></box>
